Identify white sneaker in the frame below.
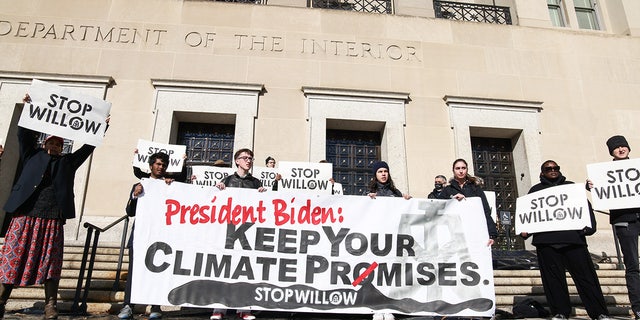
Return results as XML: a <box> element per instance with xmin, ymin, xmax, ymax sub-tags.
<box><xmin>372</xmin><ymin>313</ymin><xmax>384</xmax><ymax>320</ymax></box>
<box><xmin>210</xmin><ymin>312</ymin><xmax>223</xmax><ymax>320</ymax></box>
<box><xmin>238</xmin><ymin>312</ymin><xmax>255</xmax><ymax>320</ymax></box>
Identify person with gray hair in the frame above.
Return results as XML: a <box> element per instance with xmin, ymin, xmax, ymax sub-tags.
<box><xmin>427</xmin><ymin>174</ymin><xmax>447</xmax><ymax>199</ymax></box>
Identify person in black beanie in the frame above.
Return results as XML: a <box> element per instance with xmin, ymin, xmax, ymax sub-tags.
<box><xmin>590</xmin><ymin>135</ymin><xmax>640</xmax><ymax>318</ymax></box>
<box><xmin>365</xmin><ymin>161</ymin><xmax>410</xmax><ymax>200</ymax></box>
<box><xmin>522</xmin><ymin>160</ymin><xmax>609</xmax><ymax>320</ymax></box>
<box><xmin>606</xmin><ymin>135</ymin><xmax>630</xmax><ymax>159</ymax></box>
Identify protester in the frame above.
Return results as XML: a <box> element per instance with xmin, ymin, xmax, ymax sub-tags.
<box><xmin>521</xmin><ymin>160</ymin><xmax>610</xmax><ymax>320</ymax></box>
<box><xmin>0</xmin><ymin>95</ymin><xmax>108</xmax><ymax>319</ymax></box>
<box><xmin>365</xmin><ymin>161</ymin><xmax>410</xmax><ymax>200</ymax></box>
<box><xmin>427</xmin><ymin>174</ymin><xmax>447</xmax><ymax>199</ymax></box>
<box><xmin>132</xmin><ymin>148</ymin><xmax>187</xmax><ymax>180</ymax></box>
<box><xmin>437</xmin><ymin>159</ymin><xmax>497</xmax><ymax>245</ymax></box>
<box><xmin>587</xmin><ymin>135</ymin><xmax>640</xmax><ymax>318</ymax></box>
<box><xmin>265</xmin><ymin>156</ymin><xmax>281</xmax><ymax>191</ymax></box>
<box><xmin>119</xmin><ymin>152</ymin><xmax>186</xmax><ymax>320</ymax></box>
<box><xmin>212</xmin><ymin>148</ymin><xmax>266</xmax><ymax>320</ymax></box>
<box><xmin>364</xmin><ymin>160</ymin><xmax>410</xmax><ymax>320</ymax></box>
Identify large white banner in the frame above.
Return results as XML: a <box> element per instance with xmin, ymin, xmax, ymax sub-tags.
<box><xmin>191</xmin><ymin>165</ymin><xmax>235</xmax><ymax>186</ymax></box>
<box><xmin>131</xmin><ymin>179</ymin><xmax>496</xmax><ymax>317</ymax></box>
<box><xmin>277</xmin><ymin>161</ymin><xmax>334</xmax><ymax>195</ymax></box>
<box><xmin>587</xmin><ymin>158</ymin><xmax>640</xmax><ymax>211</ymax></box>
<box><xmin>133</xmin><ymin>139</ymin><xmax>186</xmax><ymax>173</ymax></box>
<box><xmin>515</xmin><ymin>184</ymin><xmax>592</xmax><ymax>234</ymax></box>
<box><xmin>19</xmin><ymin>79</ymin><xmax>111</xmax><ymax>146</ymax></box>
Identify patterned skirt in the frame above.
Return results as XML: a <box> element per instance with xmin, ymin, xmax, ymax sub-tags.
<box><xmin>0</xmin><ymin>215</ymin><xmax>64</xmax><ymax>286</ymax></box>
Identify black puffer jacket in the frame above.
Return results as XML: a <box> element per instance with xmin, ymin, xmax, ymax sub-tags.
<box><xmin>438</xmin><ymin>179</ymin><xmax>498</xmax><ymax>239</ymax></box>
<box><xmin>525</xmin><ymin>174</ymin><xmax>597</xmax><ymax>246</ymax></box>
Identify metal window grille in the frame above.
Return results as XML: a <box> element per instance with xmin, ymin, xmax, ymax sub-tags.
<box><xmin>434</xmin><ymin>0</ymin><xmax>512</xmax><ymax>25</ymax></box>
<box><xmin>311</xmin><ymin>0</ymin><xmax>392</xmax><ymax>14</ymax></box>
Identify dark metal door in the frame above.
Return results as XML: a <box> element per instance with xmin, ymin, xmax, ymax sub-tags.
<box><xmin>326</xmin><ymin>130</ymin><xmax>381</xmax><ymax>195</ymax></box>
<box><xmin>471</xmin><ymin>137</ymin><xmax>523</xmax><ymax>250</ymax></box>
<box><xmin>177</xmin><ymin>122</ymin><xmax>235</xmax><ymax>177</ymax></box>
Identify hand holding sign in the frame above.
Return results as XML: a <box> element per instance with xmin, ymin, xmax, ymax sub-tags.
<box><xmin>133</xmin><ymin>139</ymin><xmax>186</xmax><ymax>173</ymax></box>
<box><xmin>515</xmin><ymin>184</ymin><xmax>592</xmax><ymax>234</ymax></box>
<box><xmin>587</xmin><ymin>158</ymin><xmax>640</xmax><ymax>211</ymax></box>
<box><xmin>18</xmin><ymin>80</ymin><xmax>111</xmax><ymax>146</ymax></box>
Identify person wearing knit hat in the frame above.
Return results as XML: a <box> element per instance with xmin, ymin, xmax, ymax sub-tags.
<box><xmin>606</xmin><ymin>135</ymin><xmax>631</xmax><ymax>160</ymax></box>
<box><xmin>371</xmin><ymin>160</ymin><xmax>389</xmax><ymax>175</ymax></box>
<box><xmin>593</xmin><ymin>135</ymin><xmax>640</xmax><ymax>318</ymax></box>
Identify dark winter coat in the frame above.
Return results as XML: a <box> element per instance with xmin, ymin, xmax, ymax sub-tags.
<box><xmin>3</xmin><ymin>127</ymin><xmax>95</xmax><ymax>220</ymax></box>
<box><xmin>437</xmin><ymin>178</ymin><xmax>498</xmax><ymax>238</ymax></box>
<box><xmin>525</xmin><ymin>174</ymin><xmax>597</xmax><ymax>247</ymax></box>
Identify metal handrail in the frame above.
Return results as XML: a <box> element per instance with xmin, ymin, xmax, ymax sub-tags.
<box><xmin>71</xmin><ymin>215</ymin><xmax>130</xmax><ymax>314</ymax></box>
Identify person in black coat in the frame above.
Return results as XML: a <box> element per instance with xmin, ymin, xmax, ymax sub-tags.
<box><xmin>365</xmin><ymin>161</ymin><xmax>410</xmax><ymax>200</ymax></box>
<box><xmin>427</xmin><ymin>174</ymin><xmax>447</xmax><ymax>199</ymax></box>
<box><xmin>521</xmin><ymin>160</ymin><xmax>609</xmax><ymax>320</ymax></box>
<box><xmin>119</xmin><ymin>152</ymin><xmax>184</xmax><ymax>320</ymax></box>
<box><xmin>0</xmin><ymin>94</ymin><xmax>107</xmax><ymax>319</ymax></box>
<box><xmin>588</xmin><ymin>135</ymin><xmax>640</xmax><ymax>319</ymax></box>
<box><xmin>212</xmin><ymin>148</ymin><xmax>265</xmax><ymax>320</ymax></box>
<box><xmin>437</xmin><ymin>158</ymin><xmax>497</xmax><ymax>245</ymax></box>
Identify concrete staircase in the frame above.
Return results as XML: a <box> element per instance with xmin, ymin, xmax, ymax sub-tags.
<box><xmin>1</xmin><ymin>244</ymin><xmax>635</xmax><ymax>317</ymax></box>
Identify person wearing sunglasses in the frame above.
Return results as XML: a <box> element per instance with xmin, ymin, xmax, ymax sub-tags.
<box><xmin>521</xmin><ymin>160</ymin><xmax>609</xmax><ymax>320</ymax></box>
<box><xmin>212</xmin><ymin>148</ymin><xmax>265</xmax><ymax>320</ymax></box>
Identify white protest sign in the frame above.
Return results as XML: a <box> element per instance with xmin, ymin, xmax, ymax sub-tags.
<box><xmin>252</xmin><ymin>167</ymin><xmax>279</xmax><ymax>190</ymax></box>
<box><xmin>191</xmin><ymin>165</ymin><xmax>235</xmax><ymax>187</ymax></box>
<box><xmin>484</xmin><ymin>191</ymin><xmax>497</xmax><ymax>223</ymax></box>
<box><xmin>277</xmin><ymin>161</ymin><xmax>334</xmax><ymax>195</ymax></box>
<box><xmin>587</xmin><ymin>158</ymin><xmax>640</xmax><ymax>211</ymax></box>
<box><xmin>515</xmin><ymin>184</ymin><xmax>592</xmax><ymax>234</ymax></box>
<box><xmin>332</xmin><ymin>182</ymin><xmax>343</xmax><ymax>195</ymax></box>
<box><xmin>133</xmin><ymin>139</ymin><xmax>186</xmax><ymax>173</ymax></box>
<box><xmin>132</xmin><ymin>180</ymin><xmax>496</xmax><ymax>317</ymax></box>
<box><xmin>18</xmin><ymin>79</ymin><xmax>111</xmax><ymax>146</ymax></box>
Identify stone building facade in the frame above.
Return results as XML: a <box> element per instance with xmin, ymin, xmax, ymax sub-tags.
<box><xmin>0</xmin><ymin>0</ymin><xmax>638</xmax><ymax>256</ymax></box>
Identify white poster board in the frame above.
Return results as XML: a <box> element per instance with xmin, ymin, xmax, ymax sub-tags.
<box><xmin>515</xmin><ymin>184</ymin><xmax>592</xmax><ymax>234</ymax></box>
<box><xmin>191</xmin><ymin>165</ymin><xmax>236</xmax><ymax>186</ymax></box>
<box><xmin>277</xmin><ymin>161</ymin><xmax>334</xmax><ymax>195</ymax></box>
<box><xmin>131</xmin><ymin>180</ymin><xmax>496</xmax><ymax>317</ymax></box>
<box><xmin>18</xmin><ymin>79</ymin><xmax>111</xmax><ymax>146</ymax></box>
<box><xmin>252</xmin><ymin>167</ymin><xmax>279</xmax><ymax>190</ymax></box>
<box><xmin>133</xmin><ymin>139</ymin><xmax>186</xmax><ymax>173</ymax></box>
<box><xmin>587</xmin><ymin>158</ymin><xmax>640</xmax><ymax>211</ymax></box>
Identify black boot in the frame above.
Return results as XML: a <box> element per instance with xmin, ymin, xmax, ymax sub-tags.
<box><xmin>44</xmin><ymin>280</ymin><xmax>59</xmax><ymax>319</ymax></box>
<box><xmin>0</xmin><ymin>283</ymin><xmax>14</xmax><ymax>319</ymax></box>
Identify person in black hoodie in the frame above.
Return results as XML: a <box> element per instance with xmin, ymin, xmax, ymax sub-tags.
<box><xmin>437</xmin><ymin>158</ymin><xmax>497</xmax><ymax>245</ymax></box>
<box><xmin>522</xmin><ymin>160</ymin><xmax>609</xmax><ymax>320</ymax></box>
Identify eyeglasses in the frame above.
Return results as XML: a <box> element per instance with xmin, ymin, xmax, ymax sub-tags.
<box><xmin>454</xmin><ymin>167</ymin><xmax>467</xmax><ymax>170</ymax></box>
<box><xmin>237</xmin><ymin>156</ymin><xmax>254</xmax><ymax>161</ymax></box>
<box><xmin>543</xmin><ymin>166</ymin><xmax>560</xmax><ymax>172</ymax></box>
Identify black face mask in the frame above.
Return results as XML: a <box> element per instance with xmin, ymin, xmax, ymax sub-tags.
<box><xmin>434</xmin><ymin>183</ymin><xmax>443</xmax><ymax>190</ymax></box>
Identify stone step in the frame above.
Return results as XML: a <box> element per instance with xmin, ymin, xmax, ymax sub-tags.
<box><xmin>2</xmin><ymin>244</ymin><xmax>635</xmax><ymax>318</ymax></box>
